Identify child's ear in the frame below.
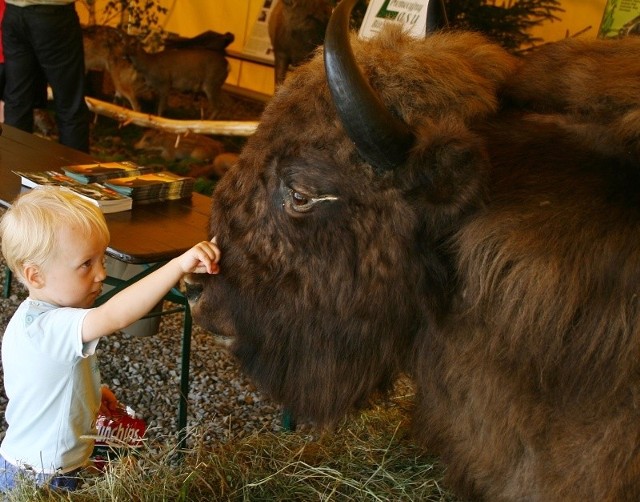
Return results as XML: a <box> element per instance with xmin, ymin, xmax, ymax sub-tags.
<box><xmin>23</xmin><ymin>264</ymin><xmax>45</xmax><ymax>289</ymax></box>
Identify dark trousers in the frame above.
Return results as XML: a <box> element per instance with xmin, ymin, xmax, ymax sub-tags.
<box><xmin>2</xmin><ymin>3</ymin><xmax>89</xmax><ymax>152</ymax></box>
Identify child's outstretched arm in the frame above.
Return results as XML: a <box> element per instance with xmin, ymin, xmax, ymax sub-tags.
<box><xmin>82</xmin><ymin>238</ymin><xmax>220</xmax><ymax>343</ymax></box>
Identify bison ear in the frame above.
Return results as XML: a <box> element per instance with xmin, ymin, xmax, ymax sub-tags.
<box><xmin>395</xmin><ymin>118</ymin><xmax>488</xmax><ymax>216</ymax></box>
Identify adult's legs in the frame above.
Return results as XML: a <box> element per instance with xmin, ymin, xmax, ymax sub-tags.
<box><xmin>3</xmin><ymin>4</ymin><xmax>89</xmax><ymax>152</ymax></box>
<box><xmin>33</xmin><ymin>64</ymin><xmax>48</xmax><ymax>109</ymax></box>
<box><xmin>30</xmin><ymin>4</ymin><xmax>89</xmax><ymax>152</ymax></box>
<box><xmin>2</xmin><ymin>4</ymin><xmax>38</xmax><ymax>134</ymax></box>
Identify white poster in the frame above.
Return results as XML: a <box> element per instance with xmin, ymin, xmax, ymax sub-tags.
<box><xmin>598</xmin><ymin>0</ymin><xmax>640</xmax><ymax>38</ymax></box>
<box><xmin>358</xmin><ymin>0</ymin><xmax>431</xmax><ymax>40</ymax></box>
<box><xmin>242</xmin><ymin>0</ymin><xmax>278</xmax><ymax>63</ymax></box>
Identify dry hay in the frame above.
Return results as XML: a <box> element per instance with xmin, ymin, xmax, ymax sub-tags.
<box><xmin>5</xmin><ymin>383</ymin><xmax>460</xmax><ymax>501</ymax></box>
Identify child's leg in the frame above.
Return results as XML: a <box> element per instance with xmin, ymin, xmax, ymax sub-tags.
<box><xmin>0</xmin><ymin>453</ymin><xmax>81</xmax><ymax>492</ymax></box>
<box><xmin>0</xmin><ymin>453</ymin><xmax>22</xmax><ymax>492</ymax></box>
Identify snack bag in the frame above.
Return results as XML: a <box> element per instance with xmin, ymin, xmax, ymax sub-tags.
<box><xmin>90</xmin><ymin>386</ymin><xmax>147</xmax><ymax>471</ymax></box>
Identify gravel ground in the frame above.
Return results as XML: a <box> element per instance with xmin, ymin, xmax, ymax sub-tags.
<box><xmin>0</xmin><ymin>207</ymin><xmax>282</xmax><ymax>448</ymax></box>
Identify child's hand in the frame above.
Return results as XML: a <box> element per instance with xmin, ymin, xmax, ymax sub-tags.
<box><xmin>100</xmin><ymin>385</ymin><xmax>123</xmax><ymax>417</ymax></box>
<box><xmin>178</xmin><ymin>237</ymin><xmax>221</xmax><ymax>275</ymax></box>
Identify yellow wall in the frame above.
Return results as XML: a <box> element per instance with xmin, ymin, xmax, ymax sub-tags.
<box><xmin>531</xmin><ymin>0</ymin><xmax>608</xmax><ymax>42</ymax></box>
<box><xmin>78</xmin><ymin>0</ymin><xmax>613</xmax><ymax>100</ymax></box>
<box><xmin>160</xmin><ymin>0</ymin><xmax>275</xmax><ymax>98</ymax></box>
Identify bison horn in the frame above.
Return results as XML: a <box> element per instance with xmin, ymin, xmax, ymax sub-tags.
<box><xmin>324</xmin><ymin>0</ymin><xmax>415</xmax><ymax>171</ymax></box>
<box><xmin>324</xmin><ymin>0</ymin><xmax>448</xmax><ymax>171</ymax></box>
<box><xmin>427</xmin><ymin>0</ymin><xmax>449</xmax><ymax>33</ymax></box>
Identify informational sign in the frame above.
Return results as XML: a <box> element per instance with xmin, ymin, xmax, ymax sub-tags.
<box><xmin>598</xmin><ymin>0</ymin><xmax>640</xmax><ymax>38</ymax></box>
<box><xmin>243</xmin><ymin>0</ymin><xmax>278</xmax><ymax>63</ymax></box>
<box><xmin>358</xmin><ymin>0</ymin><xmax>431</xmax><ymax>39</ymax></box>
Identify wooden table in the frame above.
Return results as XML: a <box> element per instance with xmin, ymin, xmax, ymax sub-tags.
<box><xmin>0</xmin><ymin>124</ymin><xmax>211</xmax><ymax>446</ymax></box>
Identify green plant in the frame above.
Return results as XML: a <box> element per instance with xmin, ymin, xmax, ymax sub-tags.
<box><xmin>445</xmin><ymin>0</ymin><xmax>565</xmax><ymax>51</ymax></box>
<box><xmin>80</xmin><ymin>0</ymin><xmax>168</xmax><ymax>47</ymax></box>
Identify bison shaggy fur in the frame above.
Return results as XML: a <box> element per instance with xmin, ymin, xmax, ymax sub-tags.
<box><xmin>191</xmin><ymin>25</ymin><xmax>640</xmax><ymax>502</ymax></box>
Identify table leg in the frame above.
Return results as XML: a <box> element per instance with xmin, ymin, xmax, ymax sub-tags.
<box><xmin>177</xmin><ymin>302</ymin><xmax>192</xmax><ymax>450</ymax></box>
<box><xmin>99</xmin><ymin>265</ymin><xmax>194</xmax><ymax>452</ymax></box>
<box><xmin>3</xmin><ymin>267</ymin><xmax>12</xmax><ymax>298</ymax></box>
<box><xmin>282</xmin><ymin>409</ymin><xmax>297</xmax><ymax>431</ymax></box>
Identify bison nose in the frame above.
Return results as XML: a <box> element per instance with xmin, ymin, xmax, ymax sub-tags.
<box><xmin>184</xmin><ymin>275</ymin><xmax>204</xmax><ymax>304</ymax></box>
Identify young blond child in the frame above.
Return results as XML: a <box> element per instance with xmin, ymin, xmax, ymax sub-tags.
<box><xmin>0</xmin><ymin>186</ymin><xmax>220</xmax><ymax>491</ymax></box>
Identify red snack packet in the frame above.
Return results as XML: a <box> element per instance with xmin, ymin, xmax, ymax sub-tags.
<box><xmin>90</xmin><ymin>387</ymin><xmax>147</xmax><ymax>471</ymax></box>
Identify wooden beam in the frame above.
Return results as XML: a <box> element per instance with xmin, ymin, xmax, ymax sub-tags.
<box><xmin>85</xmin><ymin>97</ymin><xmax>259</xmax><ymax>137</ymax></box>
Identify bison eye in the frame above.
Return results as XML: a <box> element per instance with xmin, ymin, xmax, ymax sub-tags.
<box><xmin>292</xmin><ymin>190</ymin><xmax>309</xmax><ymax>207</ymax></box>
<box><xmin>281</xmin><ymin>183</ymin><xmax>339</xmax><ymax>214</ymax></box>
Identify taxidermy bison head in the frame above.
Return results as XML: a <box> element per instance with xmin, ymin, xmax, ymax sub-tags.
<box><xmin>191</xmin><ymin>0</ymin><xmax>640</xmax><ymax>500</ymax></box>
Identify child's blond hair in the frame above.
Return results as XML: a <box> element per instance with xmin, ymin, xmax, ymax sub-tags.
<box><xmin>0</xmin><ymin>187</ymin><xmax>110</xmax><ymax>285</ymax></box>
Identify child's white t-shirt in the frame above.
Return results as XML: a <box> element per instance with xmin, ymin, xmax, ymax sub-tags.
<box><xmin>0</xmin><ymin>299</ymin><xmax>101</xmax><ymax>474</ymax></box>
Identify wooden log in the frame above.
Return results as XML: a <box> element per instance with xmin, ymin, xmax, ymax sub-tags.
<box><xmin>85</xmin><ymin>97</ymin><xmax>258</xmax><ymax>137</ymax></box>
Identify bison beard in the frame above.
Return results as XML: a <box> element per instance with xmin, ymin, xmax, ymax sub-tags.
<box><xmin>190</xmin><ymin>6</ymin><xmax>640</xmax><ymax>502</ymax></box>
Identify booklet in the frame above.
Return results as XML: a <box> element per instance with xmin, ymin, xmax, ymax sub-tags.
<box><xmin>105</xmin><ymin>171</ymin><xmax>194</xmax><ymax>203</ymax></box>
<box><xmin>13</xmin><ymin>170</ymin><xmax>133</xmax><ymax>213</ymax></box>
<box><xmin>62</xmin><ymin>160</ymin><xmax>162</xmax><ymax>184</ymax></box>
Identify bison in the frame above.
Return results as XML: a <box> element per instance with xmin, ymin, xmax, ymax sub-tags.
<box><xmin>190</xmin><ymin>0</ymin><xmax>640</xmax><ymax>500</ymax></box>
<box><xmin>268</xmin><ymin>0</ymin><xmax>332</xmax><ymax>85</ymax></box>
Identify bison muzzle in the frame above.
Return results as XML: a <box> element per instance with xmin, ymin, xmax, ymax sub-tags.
<box><xmin>191</xmin><ymin>0</ymin><xmax>640</xmax><ymax>500</ymax></box>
